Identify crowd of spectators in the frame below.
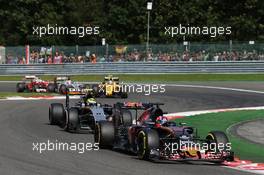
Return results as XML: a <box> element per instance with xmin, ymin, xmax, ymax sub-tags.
<box><xmin>5</xmin><ymin>49</ymin><xmax>264</xmax><ymax>64</ymax></box>
<box><xmin>105</xmin><ymin>50</ymin><xmax>264</xmax><ymax>62</ymax></box>
<box><xmin>6</xmin><ymin>51</ymin><xmax>97</xmax><ymax>64</ymax></box>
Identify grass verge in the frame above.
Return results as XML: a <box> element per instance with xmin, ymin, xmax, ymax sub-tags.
<box><xmin>1</xmin><ymin>74</ymin><xmax>264</xmax><ymax>82</ymax></box>
<box><xmin>174</xmin><ymin>110</ymin><xmax>264</xmax><ymax>162</ymax></box>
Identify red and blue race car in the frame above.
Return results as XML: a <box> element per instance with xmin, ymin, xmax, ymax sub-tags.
<box><xmin>94</xmin><ymin>102</ymin><xmax>234</xmax><ymax>163</ymax></box>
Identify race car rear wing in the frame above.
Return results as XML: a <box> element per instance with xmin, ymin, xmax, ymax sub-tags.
<box><xmin>54</xmin><ymin>76</ymin><xmax>70</xmax><ymax>83</ymax></box>
<box><xmin>24</xmin><ymin>75</ymin><xmax>38</xmax><ymax>79</ymax></box>
<box><xmin>65</xmin><ymin>88</ymin><xmax>93</xmax><ymax>109</ymax></box>
<box><xmin>104</xmin><ymin>76</ymin><xmax>119</xmax><ymax>82</ymax></box>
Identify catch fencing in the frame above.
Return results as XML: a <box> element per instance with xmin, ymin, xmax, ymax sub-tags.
<box><xmin>1</xmin><ymin>42</ymin><xmax>264</xmax><ymax>64</ymax></box>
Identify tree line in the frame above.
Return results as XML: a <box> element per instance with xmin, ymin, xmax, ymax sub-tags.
<box><xmin>0</xmin><ymin>0</ymin><xmax>263</xmax><ymax>45</ymax></box>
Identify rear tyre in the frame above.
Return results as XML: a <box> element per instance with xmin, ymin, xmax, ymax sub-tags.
<box><xmin>137</xmin><ymin>129</ymin><xmax>159</xmax><ymax>160</ymax></box>
<box><xmin>47</xmin><ymin>83</ymin><xmax>55</xmax><ymax>92</ymax></box>
<box><xmin>49</xmin><ymin>103</ymin><xmax>65</xmax><ymax>125</ymax></box>
<box><xmin>16</xmin><ymin>83</ymin><xmax>25</xmax><ymax>92</ymax></box>
<box><xmin>94</xmin><ymin>121</ymin><xmax>115</xmax><ymax>148</ymax></box>
<box><xmin>59</xmin><ymin>84</ymin><xmax>67</xmax><ymax>94</ymax></box>
<box><xmin>121</xmin><ymin>109</ymin><xmax>132</xmax><ymax>126</ymax></box>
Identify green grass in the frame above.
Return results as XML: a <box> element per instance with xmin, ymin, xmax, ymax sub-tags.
<box><xmin>1</xmin><ymin>74</ymin><xmax>264</xmax><ymax>82</ymax></box>
<box><xmin>0</xmin><ymin>92</ymin><xmax>59</xmax><ymax>99</ymax></box>
<box><xmin>174</xmin><ymin>110</ymin><xmax>264</xmax><ymax>162</ymax></box>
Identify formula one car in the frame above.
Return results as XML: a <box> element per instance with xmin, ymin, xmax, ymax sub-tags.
<box><xmin>94</xmin><ymin>103</ymin><xmax>234</xmax><ymax>163</ymax></box>
<box><xmin>16</xmin><ymin>75</ymin><xmax>55</xmax><ymax>93</ymax></box>
<box><xmin>48</xmin><ymin>91</ymin><xmax>112</xmax><ymax>132</ymax></box>
<box><xmin>92</xmin><ymin>75</ymin><xmax>128</xmax><ymax>98</ymax></box>
<box><xmin>53</xmin><ymin>76</ymin><xmax>90</xmax><ymax>95</ymax></box>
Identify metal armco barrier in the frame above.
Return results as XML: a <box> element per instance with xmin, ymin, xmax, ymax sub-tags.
<box><xmin>1</xmin><ymin>61</ymin><xmax>264</xmax><ymax>75</ymax></box>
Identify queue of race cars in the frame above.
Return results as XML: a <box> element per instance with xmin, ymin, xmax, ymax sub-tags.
<box><xmin>47</xmin><ymin>76</ymin><xmax>235</xmax><ymax>163</ymax></box>
<box><xmin>16</xmin><ymin>75</ymin><xmax>128</xmax><ymax>98</ymax></box>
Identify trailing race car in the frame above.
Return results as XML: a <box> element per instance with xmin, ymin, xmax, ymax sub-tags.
<box><xmin>49</xmin><ymin>91</ymin><xmax>112</xmax><ymax>132</ymax></box>
<box><xmin>92</xmin><ymin>75</ymin><xmax>128</xmax><ymax>98</ymax></box>
<box><xmin>53</xmin><ymin>76</ymin><xmax>90</xmax><ymax>95</ymax></box>
<box><xmin>94</xmin><ymin>103</ymin><xmax>234</xmax><ymax>163</ymax></box>
<box><xmin>16</xmin><ymin>75</ymin><xmax>55</xmax><ymax>93</ymax></box>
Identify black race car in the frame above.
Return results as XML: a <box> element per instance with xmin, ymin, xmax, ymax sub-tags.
<box><xmin>49</xmin><ymin>91</ymin><xmax>112</xmax><ymax>132</ymax></box>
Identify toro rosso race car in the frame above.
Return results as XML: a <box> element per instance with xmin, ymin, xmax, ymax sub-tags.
<box><xmin>16</xmin><ymin>75</ymin><xmax>55</xmax><ymax>93</ymax></box>
<box><xmin>92</xmin><ymin>75</ymin><xmax>128</xmax><ymax>98</ymax></box>
<box><xmin>49</xmin><ymin>91</ymin><xmax>112</xmax><ymax>132</ymax></box>
<box><xmin>53</xmin><ymin>76</ymin><xmax>90</xmax><ymax>95</ymax></box>
<box><xmin>94</xmin><ymin>103</ymin><xmax>234</xmax><ymax>162</ymax></box>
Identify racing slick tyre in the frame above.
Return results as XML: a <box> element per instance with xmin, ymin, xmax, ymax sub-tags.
<box><xmin>59</xmin><ymin>84</ymin><xmax>67</xmax><ymax>94</ymax></box>
<box><xmin>112</xmin><ymin>111</ymin><xmax>121</xmax><ymax>127</ymax></box>
<box><xmin>120</xmin><ymin>92</ymin><xmax>128</xmax><ymax>99</ymax></box>
<box><xmin>66</xmin><ymin>108</ymin><xmax>80</xmax><ymax>132</ymax></box>
<box><xmin>47</xmin><ymin>83</ymin><xmax>56</xmax><ymax>92</ymax></box>
<box><xmin>92</xmin><ymin>84</ymin><xmax>99</xmax><ymax>97</ymax></box>
<box><xmin>121</xmin><ymin>109</ymin><xmax>132</xmax><ymax>126</ymax></box>
<box><xmin>16</xmin><ymin>83</ymin><xmax>25</xmax><ymax>92</ymax></box>
<box><xmin>206</xmin><ymin>131</ymin><xmax>234</xmax><ymax>161</ymax></box>
<box><xmin>94</xmin><ymin>121</ymin><xmax>115</xmax><ymax>148</ymax></box>
<box><xmin>137</xmin><ymin>129</ymin><xmax>159</xmax><ymax>160</ymax></box>
<box><xmin>49</xmin><ymin>103</ymin><xmax>65</xmax><ymax>125</ymax></box>
<box><xmin>206</xmin><ymin>131</ymin><xmax>229</xmax><ymax>151</ymax></box>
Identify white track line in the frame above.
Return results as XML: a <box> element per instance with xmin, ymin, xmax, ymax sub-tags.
<box><xmin>166</xmin><ymin>84</ymin><xmax>264</xmax><ymax>94</ymax></box>
<box><xmin>165</xmin><ymin>106</ymin><xmax>264</xmax><ymax>117</ymax></box>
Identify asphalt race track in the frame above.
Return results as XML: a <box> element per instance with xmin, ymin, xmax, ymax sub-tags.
<box><xmin>1</xmin><ymin>83</ymin><xmax>264</xmax><ymax>175</ymax></box>
<box><xmin>230</xmin><ymin>119</ymin><xmax>264</xmax><ymax>145</ymax></box>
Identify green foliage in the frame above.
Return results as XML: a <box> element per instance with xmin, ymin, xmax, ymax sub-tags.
<box><xmin>0</xmin><ymin>0</ymin><xmax>263</xmax><ymax>45</ymax></box>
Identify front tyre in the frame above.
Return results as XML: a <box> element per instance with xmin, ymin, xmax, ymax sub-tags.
<box><xmin>121</xmin><ymin>92</ymin><xmax>128</xmax><ymax>99</ymax></box>
<box><xmin>59</xmin><ymin>84</ymin><xmax>67</xmax><ymax>94</ymax></box>
<box><xmin>206</xmin><ymin>131</ymin><xmax>229</xmax><ymax>152</ymax></box>
<box><xmin>66</xmin><ymin>108</ymin><xmax>79</xmax><ymax>132</ymax></box>
<box><xmin>94</xmin><ymin>121</ymin><xmax>115</xmax><ymax>148</ymax></box>
<box><xmin>137</xmin><ymin>129</ymin><xmax>159</xmax><ymax>160</ymax></box>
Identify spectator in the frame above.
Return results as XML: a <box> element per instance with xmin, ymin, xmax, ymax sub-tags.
<box><xmin>47</xmin><ymin>56</ymin><xmax>53</xmax><ymax>64</ymax></box>
<box><xmin>53</xmin><ymin>51</ymin><xmax>62</xmax><ymax>64</ymax></box>
<box><xmin>90</xmin><ymin>54</ymin><xmax>97</xmax><ymax>63</ymax></box>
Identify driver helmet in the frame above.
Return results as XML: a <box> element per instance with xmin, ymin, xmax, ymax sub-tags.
<box><xmin>35</xmin><ymin>78</ymin><xmax>42</xmax><ymax>83</ymax></box>
<box><xmin>155</xmin><ymin>116</ymin><xmax>168</xmax><ymax>127</ymax></box>
<box><xmin>65</xmin><ymin>80</ymin><xmax>72</xmax><ymax>85</ymax></box>
<box><xmin>86</xmin><ymin>98</ymin><xmax>96</xmax><ymax>105</ymax></box>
